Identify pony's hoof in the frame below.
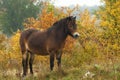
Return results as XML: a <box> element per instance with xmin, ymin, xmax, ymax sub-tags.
<box><xmin>21</xmin><ymin>74</ymin><xmax>26</xmax><ymax>79</ymax></box>
<box><xmin>21</xmin><ymin>75</ymin><xmax>26</xmax><ymax>80</ymax></box>
<box><xmin>30</xmin><ymin>73</ymin><xmax>34</xmax><ymax>76</ymax></box>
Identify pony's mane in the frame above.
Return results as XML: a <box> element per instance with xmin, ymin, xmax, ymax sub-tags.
<box><xmin>47</xmin><ymin>17</ymin><xmax>68</xmax><ymax>32</ymax></box>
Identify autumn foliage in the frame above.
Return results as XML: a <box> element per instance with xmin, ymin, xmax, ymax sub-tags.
<box><xmin>0</xmin><ymin>1</ymin><xmax>120</xmax><ymax>79</ymax></box>
<box><xmin>24</xmin><ymin>9</ymin><xmax>58</xmax><ymax>29</ymax></box>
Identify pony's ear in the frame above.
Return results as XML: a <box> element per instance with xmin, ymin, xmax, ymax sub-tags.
<box><xmin>67</xmin><ymin>16</ymin><xmax>71</xmax><ymax>21</ymax></box>
<box><xmin>73</xmin><ymin>16</ymin><xmax>76</xmax><ymax>20</ymax></box>
<box><xmin>67</xmin><ymin>16</ymin><xmax>76</xmax><ymax>21</ymax></box>
<box><xmin>67</xmin><ymin>16</ymin><xmax>72</xmax><ymax>21</ymax></box>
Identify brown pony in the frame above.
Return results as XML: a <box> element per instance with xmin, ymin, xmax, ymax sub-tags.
<box><xmin>20</xmin><ymin>16</ymin><xmax>79</xmax><ymax>77</ymax></box>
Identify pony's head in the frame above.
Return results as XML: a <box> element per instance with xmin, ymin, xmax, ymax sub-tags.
<box><xmin>66</xmin><ymin>16</ymin><xmax>80</xmax><ymax>39</ymax></box>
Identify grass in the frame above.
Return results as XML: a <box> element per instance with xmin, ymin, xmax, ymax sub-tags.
<box><xmin>0</xmin><ymin>53</ymin><xmax>120</xmax><ymax>80</ymax></box>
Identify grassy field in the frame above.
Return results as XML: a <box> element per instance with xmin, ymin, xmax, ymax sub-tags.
<box><xmin>0</xmin><ymin>52</ymin><xmax>120</xmax><ymax>80</ymax></box>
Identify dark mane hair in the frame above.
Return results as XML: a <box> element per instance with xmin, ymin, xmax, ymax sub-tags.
<box><xmin>47</xmin><ymin>17</ymin><xmax>68</xmax><ymax>33</ymax></box>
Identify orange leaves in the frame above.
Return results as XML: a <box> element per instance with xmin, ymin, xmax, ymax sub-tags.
<box><xmin>64</xmin><ymin>36</ymin><xmax>76</xmax><ymax>53</ymax></box>
<box><xmin>24</xmin><ymin>8</ymin><xmax>58</xmax><ymax>30</ymax></box>
<box><xmin>39</xmin><ymin>10</ymin><xmax>57</xmax><ymax>29</ymax></box>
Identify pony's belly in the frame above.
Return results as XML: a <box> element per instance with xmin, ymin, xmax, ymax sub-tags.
<box><xmin>29</xmin><ymin>48</ymin><xmax>49</xmax><ymax>55</ymax></box>
<box><xmin>35</xmin><ymin>52</ymin><xmax>49</xmax><ymax>55</ymax></box>
<box><xmin>27</xmin><ymin>41</ymin><xmax>49</xmax><ymax>55</ymax></box>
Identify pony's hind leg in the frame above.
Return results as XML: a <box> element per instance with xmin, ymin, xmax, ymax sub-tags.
<box><xmin>29</xmin><ymin>53</ymin><xmax>35</xmax><ymax>74</ymax></box>
<box><xmin>22</xmin><ymin>51</ymin><xmax>29</xmax><ymax>77</ymax></box>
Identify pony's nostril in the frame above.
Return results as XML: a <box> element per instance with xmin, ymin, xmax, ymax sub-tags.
<box><xmin>73</xmin><ymin>32</ymin><xmax>80</xmax><ymax>38</ymax></box>
<box><xmin>75</xmin><ymin>34</ymin><xmax>79</xmax><ymax>37</ymax></box>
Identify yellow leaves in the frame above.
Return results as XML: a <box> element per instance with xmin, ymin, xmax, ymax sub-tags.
<box><xmin>79</xmin><ymin>9</ymin><xmax>99</xmax><ymax>45</ymax></box>
<box><xmin>0</xmin><ymin>31</ymin><xmax>21</xmax><ymax>66</ymax></box>
<box><xmin>80</xmin><ymin>9</ymin><xmax>97</xmax><ymax>30</ymax></box>
<box><xmin>99</xmin><ymin>6</ymin><xmax>120</xmax><ymax>55</ymax></box>
<box><xmin>8</xmin><ymin>31</ymin><xmax>21</xmax><ymax>63</ymax></box>
<box><xmin>110</xmin><ymin>8</ymin><xmax>119</xmax><ymax>17</ymax></box>
<box><xmin>100</xmin><ymin>20</ymin><xmax>109</xmax><ymax>27</ymax></box>
<box><xmin>112</xmin><ymin>44</ymin><xmax>118</xmax><ymax>50</ymax></box>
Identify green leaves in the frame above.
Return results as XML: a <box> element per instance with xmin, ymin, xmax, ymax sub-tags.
<box><xmin>0</xmin><ymin>0</ymin><xmax>42</xmax><ymax>36</ymax></box>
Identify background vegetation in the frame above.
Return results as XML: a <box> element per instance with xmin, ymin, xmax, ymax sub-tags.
<box><xmin>0</xmin><ymin>0</ymin><xmax>42</xmax><ymax>36</ymax></box>
<box><xmin>0</xmin><ymin>0</ymin><xmax>119</xmax><ymax>80</ymax></box>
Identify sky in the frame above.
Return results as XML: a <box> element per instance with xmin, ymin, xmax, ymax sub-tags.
<box><xmin>51</xmin><ymin>0</ymin><xmax>102</xmax><ymax>7</ymax></box>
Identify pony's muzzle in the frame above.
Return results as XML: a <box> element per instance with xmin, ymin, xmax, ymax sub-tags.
<box><xmin>73</xmin><ymin>32</ymin><xmax>80</xmax><ymax>38</ymax></box>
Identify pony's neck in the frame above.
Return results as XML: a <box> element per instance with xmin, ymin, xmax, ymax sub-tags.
<box><xmin>48</xmin><ymin>20</ymin><xmax>68</xmax><ymax>42</ymax></box>
<box><xmin>54</xmin><ymin>21</ymin><xmax>68</xmax><ymax>42</ymax></box>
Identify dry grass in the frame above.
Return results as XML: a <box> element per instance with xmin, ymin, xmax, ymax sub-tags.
<box><xmin>0</xmin><ymin>52</ymin><xmax>120</xmax><ymax>80</ymax></box>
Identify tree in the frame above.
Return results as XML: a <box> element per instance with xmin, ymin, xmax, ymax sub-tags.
<box><xmin>98</xmin><ymin>0</ymin><xmax>120</xmax><ymax>54</ymax></box>
<box><xmin>0</xmin><ymin>0</ymin><xmax>42</xmax><ymax>36</ymax></box>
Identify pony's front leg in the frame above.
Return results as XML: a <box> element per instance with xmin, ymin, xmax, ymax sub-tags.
<box><xmin>50</xmin><ymin>54</ymin><xmax>55</xmax><ymax>71</ymax></box>
<box><xmin>56</xmin><ymin>51</ymin><xmax>62</xmax><ymax>71</ymax></box>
